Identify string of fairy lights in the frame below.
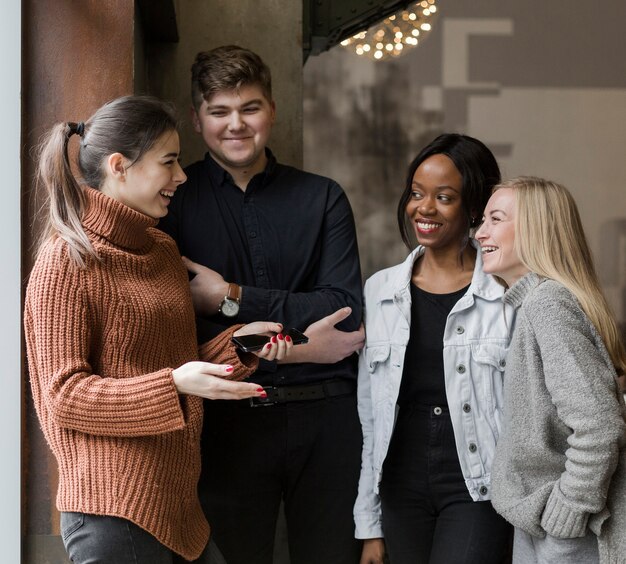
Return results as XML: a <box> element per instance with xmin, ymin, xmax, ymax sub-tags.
<box><xmin>340</xmin><ymin>0</ymin><xmax>438</xmax><ymax>61</ymax></box>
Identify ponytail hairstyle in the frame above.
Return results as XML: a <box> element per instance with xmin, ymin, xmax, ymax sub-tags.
<box><xmin>35</xmin><ymin>95</ymin><xmax>178</xmax><ymax>267</ymax></box>
<box><xmin>498</xmin><ymin>176</ymin><xmax>626</xmax><ymax>376</ymax></box>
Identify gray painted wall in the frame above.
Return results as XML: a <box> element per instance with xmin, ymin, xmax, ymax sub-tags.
<box><xmin>303</xmin><ymin>0</ymin><xmax>626</xmax><ymax>328</ymax></box>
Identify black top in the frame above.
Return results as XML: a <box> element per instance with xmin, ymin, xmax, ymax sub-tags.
<box><xmin>398</xmin><ymin>283</ymin><xmax>470</xmax><ymax>406</ymax></box>
<box><xmin>158</xmin><ymin>149</ymin><xmax>362</xmax><ymax>386</ymax></box>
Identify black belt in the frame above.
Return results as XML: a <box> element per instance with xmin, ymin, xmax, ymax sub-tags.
<box><xmin>249</xmin><ymin>378</ymin><xmax>356</xmax><ymax>407</ymax></box>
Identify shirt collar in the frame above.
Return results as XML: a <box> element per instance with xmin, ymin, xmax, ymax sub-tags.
<box><xmin>503</xmin><ymin>272</ymin><xmax>544</xmax><ymax>309</ymax></box>
<box><xmin>82</xmin><ymin>187</ymin><xmax>156</xmax><ymax>251</ymax></box>
<box><xmin>380</xmin><ymin>239</ymin><xmax>504</xmax><ymax>303</ymax></box>
<box><xmin>204</xmin><ymin>148</ymin><xmax>277</xmax><ymax>189</ymax></box>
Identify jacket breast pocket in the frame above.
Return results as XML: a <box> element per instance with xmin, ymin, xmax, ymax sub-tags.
<box><xmin>470</xmin><ymin>343</ymin><xmax>507</xmax><ymax>411</ymax></box>
<box><xmin>366</xmin><ymin>344</ymin><xmax>391</xmax><ymax>403</ymax></box>
<box><xmin>366</xmin><ymin>344</ymin><xmax>390</xmax><ymax>371</ymax></box>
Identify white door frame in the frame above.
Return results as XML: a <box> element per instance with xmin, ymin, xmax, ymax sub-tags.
<box><xmin>0</xmin><ymin>0</ymin><xmax>23</xmax><ymax>561</ymax></box>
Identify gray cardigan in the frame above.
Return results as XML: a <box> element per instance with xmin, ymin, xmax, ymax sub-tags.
<box><xmin>491</xmin><ymin>273</ymin><xmax>626</xmax><ymax>563</ymax></box>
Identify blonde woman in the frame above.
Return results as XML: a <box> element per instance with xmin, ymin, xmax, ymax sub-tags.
<box><xmin>476</xmin><ymin>177</ymin><xmax>626</xmax><ymax>564</ymax></box>
<box><xmin>25</xmin><ymin>95</ymin><xmax>291</xmax><ymax>563</ymax></box>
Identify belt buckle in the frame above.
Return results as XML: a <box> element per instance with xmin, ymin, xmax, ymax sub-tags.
<box><xmin>249</xmin><ymin>386</ymin><xmax>278</xmax><ymax>407</ymax></box>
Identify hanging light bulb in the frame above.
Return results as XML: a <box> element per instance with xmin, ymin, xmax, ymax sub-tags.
<box><xmin>340</xmin><ymin>1</ymin><xmax>438</xmax><ymax>61</ymax></box>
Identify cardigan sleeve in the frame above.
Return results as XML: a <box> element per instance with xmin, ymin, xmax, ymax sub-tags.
<box><xmin>25</xmin><ymin>248</ymin><xmax>186</xmax><ymax>438</ymax></box>
<box><xmin>198</xmin><ymin>324</ymin><xmax>259</xmax><ymax>381</ymax></box>
<box><xmin>525</xmin><ymin>284</ymin><xmax>626</xmax><ymax>538</ymax></box>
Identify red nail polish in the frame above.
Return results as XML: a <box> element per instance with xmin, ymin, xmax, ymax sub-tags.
<box><xmin>256</xmin><ymin>387</ymin><xmax>264</xmax><ymax>392</ymax></box>
<box><xmin>285</xmin><ymin>335</ymin><xmax>292</xmax><ymax>343</ymax></box>
<box><xmin>260</xmin><ymin>392</ymin><xmax>267</xmax><ymax>398</ymax></box>
<box><xmin>277</xmin><ymin>333</ymin><xmax>284</xmax><ymax>341</ymax></box>
<box><xmin>266</xmin><ymin>343</ymin><xmax>272</xmax><ymax>350</ymax></box>
<box><xmin>225</xmin><ymin>366</ymin><xmax>233</xmax><ymax>372</ymax></box>
<box><xmin>271</xmin><ymin>336</ymin><xmax>277</xmax><ymax>344</ymax></box>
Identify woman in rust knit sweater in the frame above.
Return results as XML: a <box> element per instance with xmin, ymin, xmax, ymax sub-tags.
<box><xmin>24</xmin><ymin>96</ymin><xmax>291</xmax><ymax>563</ymax></box>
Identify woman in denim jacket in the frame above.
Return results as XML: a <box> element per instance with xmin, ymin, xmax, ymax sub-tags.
<box><xmin>355</xmin><ymin>134</ymin><xmax>513</xmax><ymax>564</ymax></box>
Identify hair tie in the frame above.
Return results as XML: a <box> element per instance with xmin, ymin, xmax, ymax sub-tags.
<box><xmin>75</xmin><ymin>122</ymin><xmax>85</xmax><ymax>137</ymax></box>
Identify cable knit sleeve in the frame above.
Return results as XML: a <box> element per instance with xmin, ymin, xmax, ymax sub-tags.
<box><xmin>198</xmin><ymin>324</ymin><xmax>259</xmax><ymax>381</ymax></box>
<box><xmin>526</xmin><ymin>283</ymin><xmax>625</xmax><ymax>538</ymax></box>
<box><xmin>25</xmin><ymin>246</ymin><xmax>186</xmax><ymax>438</ymax></box>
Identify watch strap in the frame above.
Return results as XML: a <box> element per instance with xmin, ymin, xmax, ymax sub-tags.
<box><xmin>226</xmin><ymin>283</ymin><xmax>241</xmax><ymax>303</ymax></box>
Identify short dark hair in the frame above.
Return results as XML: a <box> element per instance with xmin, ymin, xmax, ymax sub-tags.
<box><xmin>397</xmin><ymin>133</ymin><xmax>501</xmax><ymax>248</ymax></box>
<box><xmin>191</xmin><ymin>45</ymin><xmax>272</xmax><ymax>110</ymax></box>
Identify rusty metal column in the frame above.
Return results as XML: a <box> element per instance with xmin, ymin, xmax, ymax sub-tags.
<box><xmin>22</xmin><ymin>2</ymin><xmax>135</xmax><ymax>561</ymax></box>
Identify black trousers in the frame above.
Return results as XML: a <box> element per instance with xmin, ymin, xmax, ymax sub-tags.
<box><xmin>198</xmin><ymin>393</ymin><xmax>363</xmax><ymax>564</ymax></box>
<box><xmin>380</xmin><ymin>404</ymin><xmax>511</xmax><ymax>564</ymax></box>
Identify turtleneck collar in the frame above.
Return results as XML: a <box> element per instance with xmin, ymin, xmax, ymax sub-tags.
<box><xmin>503</xmin><ymin>272</ymin><xmax>544</xmax><ymax>309</ymax></box>
<box><xmin>82</xmin><ymin>187</ymin><xmax>157</xmax><ymax>251</ymax></box>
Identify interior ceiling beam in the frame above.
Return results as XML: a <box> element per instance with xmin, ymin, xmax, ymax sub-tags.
<box><xmin>303</xmin><ymin>0</ymin><xmax>414</xmax><ymax>62</ymax></box>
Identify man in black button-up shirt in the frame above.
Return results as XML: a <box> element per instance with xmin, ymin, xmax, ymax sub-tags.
<box><xmin>159</xmin><ymin>46</ymin><xmax>364</xmax><ymax>564</ymax></box>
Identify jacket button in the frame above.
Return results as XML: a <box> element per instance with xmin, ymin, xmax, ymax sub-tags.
<box><xmin>479</xmin><ymin>486</ymin><xmax>488</xmax><ymax>496</ymax></box>
<box><xmin>468</xmin><ymin>442</ymin><xmax>477</xmax><ymax>453</ymax></box>
<box><xmin>463</xmin><ymin>403</ymin><xmax>471</xmax><ymax>413</ymax></box>
<box><xmin>457</xmin><ymin>364</ymin><xmax>466</xmax><ymax>374</ymax></box>
<box><xmin>455</xmin><ymin>326</ymin><xmax>465</xmax><ymax>334</ymax></box>
<box><xmin>499</xmin><ymin>359</ymin><xmax>506</xmax><ymax>368</ymax></box>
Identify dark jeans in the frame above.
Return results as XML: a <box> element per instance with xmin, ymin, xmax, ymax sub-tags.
<box><xmin>380</xmin><ymin>404</ymin><xmax>511</xmax><ymax>564</ymax></box>
<box><xmin>60</xmin><ymin>512</ymin><xmax>185</xmax><ymax>564</ymax></box>
<box><xmin>198</xmin><ymin>393</ymin><xmax>363</xmax><ymax>564</ymax></box>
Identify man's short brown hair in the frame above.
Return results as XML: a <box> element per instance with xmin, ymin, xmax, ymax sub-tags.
<box><xmin>191</xmin><ymin>45</ymin><xmax>272</xmax><ymax>110</ymax></box>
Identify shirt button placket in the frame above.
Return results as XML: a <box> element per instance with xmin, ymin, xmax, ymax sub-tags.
<box><xmin>244</xmin><ymin>197</ymin><xmax>267</xmax><ymax>287</ymax></box>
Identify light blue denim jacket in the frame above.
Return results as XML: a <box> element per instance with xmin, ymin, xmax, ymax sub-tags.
<box><xmin>354</xmin><ymin>242</ymin><xmax>513</xmax><ymax>539</ymax></box>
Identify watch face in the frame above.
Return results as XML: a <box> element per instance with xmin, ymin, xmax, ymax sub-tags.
<box><xmin>220</xmin><ymin>298</ymin><xmax>240</xmax><ymax>318</ymax></box>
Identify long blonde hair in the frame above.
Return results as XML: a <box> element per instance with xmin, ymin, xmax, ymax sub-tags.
<box><xmin>497</xmin><ymin>176</ymin><xmax>626</xmax><ymax>376</ymax></box>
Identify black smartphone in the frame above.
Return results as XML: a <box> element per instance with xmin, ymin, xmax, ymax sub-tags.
<box><xmin>285</xmin><ymin>328</ymin><xmax>309</xmax><ymax>345</ymax></box>
<box><xmin>231</xmin><ymin>328</ymin><xmax>309</xmax><ymax>353</ymax></box>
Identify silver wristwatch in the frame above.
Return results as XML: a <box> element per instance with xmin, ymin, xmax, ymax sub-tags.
<box><xmin>218</xmin><ymin>283</ymin><xmax>241</xmax><ymax>318</ymax></box>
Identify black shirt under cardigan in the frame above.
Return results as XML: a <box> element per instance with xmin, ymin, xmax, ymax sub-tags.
<box><xmin>158</xmin><ymin>150</ymin><xmax>362</xmax><ymax>387</ymax></box>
